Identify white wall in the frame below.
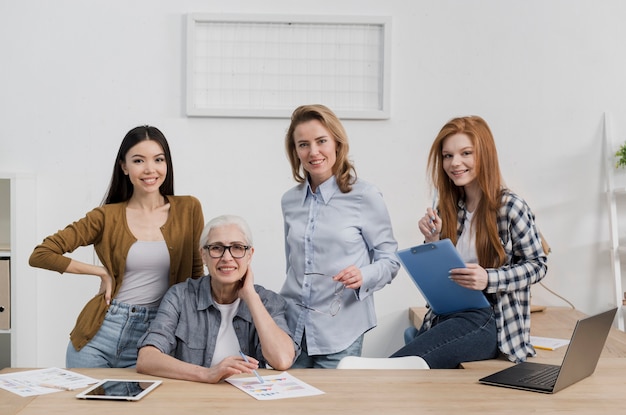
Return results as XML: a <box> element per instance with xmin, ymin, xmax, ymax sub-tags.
<box><xmin>1</xmin><ymin>0</ymin><xmax>625</xmax><ymax>367</ymax></box>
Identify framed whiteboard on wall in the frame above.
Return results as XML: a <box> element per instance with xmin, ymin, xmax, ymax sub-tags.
<box><xmin>186</xmin><ymin>14</ymin><xmax>391</xmax><ymax>119</ymax></box>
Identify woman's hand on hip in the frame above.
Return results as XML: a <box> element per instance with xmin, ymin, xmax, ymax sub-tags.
<box><xmin>97</xmin><ymin>268</ymin><xmax>113</xmax><ymax>305</ymax></box>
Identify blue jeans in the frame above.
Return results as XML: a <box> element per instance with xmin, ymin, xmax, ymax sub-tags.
<box><xmin>291</xmin><ymin>333</ymin><xmax>364</xmax><ymax>369</ymax></box>
<box><xmin>66</xmin><ymin>300</ymin><xmax>158</xmax><ymax>368</ymax></box>
<box><xmin>391</xmin><ymin>307</ymin><xmax>498</xmax><ymax>369</ymax></box>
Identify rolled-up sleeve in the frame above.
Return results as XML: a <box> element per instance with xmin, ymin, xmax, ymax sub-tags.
<box><xmin>253</xmin><ymin>286</ymin><xmax>295</xmax><ymax>359</ymax></box>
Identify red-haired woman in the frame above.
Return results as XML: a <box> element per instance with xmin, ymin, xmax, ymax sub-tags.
<box><xmin>391</xmin><ymin>116</ymin><xmax>547</xmax><ymax>368</ymax></box>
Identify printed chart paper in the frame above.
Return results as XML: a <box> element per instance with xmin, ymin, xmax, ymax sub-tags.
<box><xmin>226</xmin><ymin>371</ymin><xmax>324</xmax><ymax>400</ymax></box>
<box><xmin>0</xmin><ymin>367</ymin><xmax>98</xmax><ymax>397</ymax></box>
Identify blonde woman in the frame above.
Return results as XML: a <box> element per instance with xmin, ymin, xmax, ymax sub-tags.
<box><xmin>280</xmin><ymin>104</ymin><xmax>400</xmax><ymax>368</ymax></box>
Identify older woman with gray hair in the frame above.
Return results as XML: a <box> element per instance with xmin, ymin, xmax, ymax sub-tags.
<box><xmin>137</xmin><ymin>214</ymin><xmax>296</xmax><ymax>383</ymax></box>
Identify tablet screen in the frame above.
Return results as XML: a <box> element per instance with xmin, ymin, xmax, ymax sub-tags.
<box><xmin>76</xmin><ymin>379</ymin><xmax>162</xmax><ymax>401</ymax></box>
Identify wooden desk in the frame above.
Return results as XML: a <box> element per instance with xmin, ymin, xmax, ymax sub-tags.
<box><xmin>2</xmin><ymin>363</ymin><xmax>626</xmax><ymax>415</ymax></box>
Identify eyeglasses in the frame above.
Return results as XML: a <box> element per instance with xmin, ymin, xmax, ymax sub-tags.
<box><xmin>203</xmin><ymin>244</ymin><xmax>250</xmax><ymax>259</ymax></box>
<box><xmin>296</xmin><ymin>273</ymin><xmax>345</xmax><ymax>317</ymax></box>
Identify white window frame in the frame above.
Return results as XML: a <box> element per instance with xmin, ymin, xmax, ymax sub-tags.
<box><xmin>186</xmin><ymin>13</ymin><xmax>391</xmax><ymax>119</ymax></box>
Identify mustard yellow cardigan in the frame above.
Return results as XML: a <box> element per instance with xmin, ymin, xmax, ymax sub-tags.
<box><xmin>29</xmin><ymin>195</ymin><xmax>204</xmax><ymax>350</ymax></box>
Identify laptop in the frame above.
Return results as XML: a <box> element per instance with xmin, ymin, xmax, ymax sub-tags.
<box><xmin>479</xmin><ymin>307</ymin><xmax>617</xmax><ymax>393</ymax></box>
<box><xmin>396</xmin><ymin>239</ymin><xmax>490</xmax><ymax>315</ymax></box>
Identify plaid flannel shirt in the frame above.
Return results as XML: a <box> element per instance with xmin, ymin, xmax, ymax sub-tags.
<box><xmin>422</xmin><ymin>189</ymin><xmax>548</xmax><ymax>362</ymax></box>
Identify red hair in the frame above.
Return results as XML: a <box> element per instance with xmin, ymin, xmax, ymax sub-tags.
<box><xmin>427</xmin><ymin>116</ymin><xmax>506</xmax><ymax>267</ymax></box>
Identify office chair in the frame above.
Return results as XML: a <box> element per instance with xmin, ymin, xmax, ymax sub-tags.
<box><xmin>336</xmin><ymin>355</ymin><xmax>429</xmax><ymax>369</ymax></box>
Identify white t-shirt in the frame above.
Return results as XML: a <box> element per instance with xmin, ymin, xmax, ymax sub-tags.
<box><xmin>456</xmin><ymin>210</ymin><xmax>478</xmax><ymax>264</ymax></box>
<box><xmin>210</xmin><ymin>298</ymin><xmax>241</xmax><ymax>367</ymax></box>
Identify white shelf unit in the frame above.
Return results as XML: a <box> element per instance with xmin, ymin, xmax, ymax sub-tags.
<box><xmin>603</xmin><ymin>112</ymin><xmax>625</xmax><ymax>331</ymax></box>
<box><xmin>0</xmin><ymin>173</ymin><xmax>37</xmax><ymax>368</ymax></box>
<box><xmin>0</xmin><ymin>179</ymin><xmax>10</xmax><ymax>368</ymax></box>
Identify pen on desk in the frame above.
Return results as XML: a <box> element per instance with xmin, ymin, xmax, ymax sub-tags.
<box><xmin>239</xmin><ymin>351</ymin><xmax>264</xmax><ymax>384</ymax></box>
<box><xmin>39</xmin><ymin>383</ymin><xmax>74</xmax><ymax>391</ymax></box>
<box><xmin>533</xmin><ymin>345</ymin><xmax>553</xmax><ymax>351</ymax></box>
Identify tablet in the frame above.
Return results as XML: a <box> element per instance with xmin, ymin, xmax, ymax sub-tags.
<box><xmin>75</xmin><ymin>379</ymin><xmax>162</xmax><ymax>401</ymax></box>
<box><xmin>397</xmin><ymin>239</ymin><xmax>490</xmax><ymax>315</ymax></box>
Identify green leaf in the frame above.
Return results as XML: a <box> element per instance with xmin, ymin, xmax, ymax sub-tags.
<box><xmin>616</xmin><ymin>143</ymin><xmax>626</xmax><ymax>169</ymax></box>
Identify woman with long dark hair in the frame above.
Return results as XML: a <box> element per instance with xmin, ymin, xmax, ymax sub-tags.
<box><xmin>30</xmin><ymin>125</ymin><xmax>204</xmax><ymax>368</ymax></box>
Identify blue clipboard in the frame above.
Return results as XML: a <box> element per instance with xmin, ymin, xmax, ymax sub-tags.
<box><xmin>397</xmin><ymin>239</ymin><xmax>490</xmax><ymax>315</ymax></box>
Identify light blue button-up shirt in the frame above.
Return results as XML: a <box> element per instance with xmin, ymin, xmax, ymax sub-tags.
<box><xmin>280</xmin><ymin>176</ymin><xmax>400</xmax><ymax>355</ymax></box>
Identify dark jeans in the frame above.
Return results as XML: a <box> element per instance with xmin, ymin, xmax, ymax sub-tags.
<box><xmin>390</xmin><ymin>307</ymin><xmax>498</xmax><ymax>369</ymax></box>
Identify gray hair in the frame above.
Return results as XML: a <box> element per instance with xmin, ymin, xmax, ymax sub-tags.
<box><xmin>199</xmin><ymin>214</ymin><xmax>254</xmax><ymax>249</ymax></box>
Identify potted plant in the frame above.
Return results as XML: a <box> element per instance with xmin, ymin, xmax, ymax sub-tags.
<box><xmin>616</xmin><ymin>142</ymin><xmax>626</xmax><ymax>169</ymax></box>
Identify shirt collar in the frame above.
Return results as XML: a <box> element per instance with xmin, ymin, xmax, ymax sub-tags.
<box><xmin>300</xmin><ymin>175</ymin><xmax>339</xmax><ymax>205</ymax></box>
<box><xmin>196</xmin><ymin>276</ymin><xmax>214</xmax><ymax>310</ymax></box>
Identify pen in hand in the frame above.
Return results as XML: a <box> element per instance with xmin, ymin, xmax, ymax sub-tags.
<box><xmin>430</xmin><ymin>188</ymin><xmax>438</xmax><ymax>234</ymax></box>
<box><xmin>239</xmin><ymin>351</ymin><xmax>264</xmax><ymax>384</ymax></box>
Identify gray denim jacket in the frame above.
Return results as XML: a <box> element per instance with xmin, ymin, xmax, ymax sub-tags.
<box><xmin>138</xmin><ymin>275</ymin><xmax>296</xmax><ymax>368</ymax></box>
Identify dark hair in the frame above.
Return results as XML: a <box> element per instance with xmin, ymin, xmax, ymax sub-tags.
<box><xmin>102</xmin><ymin>125</ymin><xmax>174</xmax><ymax>205</ymax></box>
<box><xmin>284</xmin><ymin>104</ymin><xmax>356</xmax><ymax>193</ymax></box>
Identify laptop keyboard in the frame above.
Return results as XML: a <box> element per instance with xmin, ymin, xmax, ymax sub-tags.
<box><xmin>517</xmin><ymin>365</ymin><xmax>560</xmax><ymax>386</ymax></box>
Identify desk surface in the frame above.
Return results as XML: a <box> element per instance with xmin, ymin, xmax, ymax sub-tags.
<box><xmin>2</xmin><ymin>363</ymin><xmax>626</xmax><ymax>415</ymax></box>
